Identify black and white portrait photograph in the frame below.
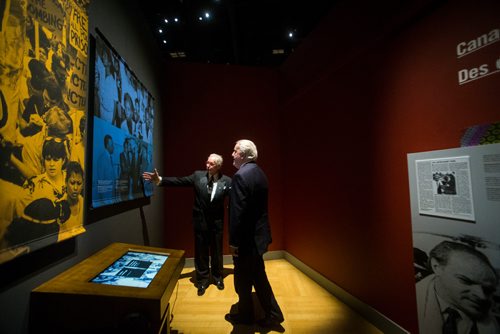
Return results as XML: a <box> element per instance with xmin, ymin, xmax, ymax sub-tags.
<box><xmin>413</xmin><ymin>232</ymin><xmax>500</xmax><ymax>334</ymax></box>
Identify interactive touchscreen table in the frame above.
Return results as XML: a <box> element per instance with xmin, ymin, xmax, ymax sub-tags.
<box><xmin>29</xmin><ymin>243</ymin><xmax>185</xmax><ymax>334</ymax></box>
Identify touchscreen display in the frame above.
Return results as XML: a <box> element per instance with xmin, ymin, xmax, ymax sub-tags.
<box><xmin>90</xmin><ymin>251</ymin><xmax>168</xmax><ymax>288</ymax></box>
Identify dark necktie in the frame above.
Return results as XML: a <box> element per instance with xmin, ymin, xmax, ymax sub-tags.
<box><xmin>469</xmin><ymin>322</ymin><xmax>478</xmax><ymax>334</ymax></box>
<box><xmin>207</xmin><ymin>178</ymin><xmax>213</xmax><ymax>195</ymax></box>
<box><xmin>442</xmin><ymin>308</ymin><xmax>460</xmax><ymax>334</ymax></box>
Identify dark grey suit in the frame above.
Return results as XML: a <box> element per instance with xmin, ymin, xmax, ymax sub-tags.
<box><xmin>229</xmin><ymin>162</ymin><xmax>283</xmax><ymax>322</ymax></box>
<box><xmin>160</xmin><ymin>170</ymin><xmax>231</xmax><ymax>285</ymax></box>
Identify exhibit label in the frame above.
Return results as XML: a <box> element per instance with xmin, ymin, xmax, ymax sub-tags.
<box><xmin>456</xmin><ymin>27</ymin><xmax>500</xmax><ymax>85</ymax></box>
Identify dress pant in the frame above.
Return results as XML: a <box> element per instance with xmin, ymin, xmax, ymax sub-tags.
<box><xmin>233</xmin><ymin>247</ymin><xmax>283</xmax><ymax>321</ymax></box>
<box><xmin>209</xmin><ymin>220</ymin><xmax>224</xmax><ymax>282</ymax></box>
<box><xmin>194</xmin><ymin>220</ymin><xmax>223</xmax><ymax>285</ymax></box>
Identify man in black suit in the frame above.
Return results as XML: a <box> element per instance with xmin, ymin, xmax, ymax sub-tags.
<box><xmin>142</xmin><ymin>153</ymin><xmax>231</xmax><ymax>296</ymax></box>
<box><xmin>225</xmin><ymin>139</ymin><xmax>284</xmax><ymax>327</ymax></box>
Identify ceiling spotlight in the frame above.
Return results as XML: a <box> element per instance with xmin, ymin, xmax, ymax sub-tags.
<box><xmin>158</xmin><ymin>28</ymin><xmax>163</xmax><ymax>33</ymax></box>
<box><xmin>163</xmin><ymin>40</ymin><xmax>167</xmax><ymax>44</ymax></box>
<box><xmin>288</xmin><ymin>32</ymin><xmax>294</xmax><ymax>38</ymax></box>
<box><xmin>198</xmin><ymin>16</ymin><xmax>203</xmax><ymax>21</ymax></box>
<box><xmin>204</xmin><ymin>12</ymin><xmax>210</xmax><ymax>19</ymax></box>
<box><xmin>174</xmin><ymin>17</ymin><xmax>179</xmax><ymax>22</ymax></box>
<box><xmin>164</xmin><ymin>18</ymin><xmax>168</xmax><ymax>23</ymax></box>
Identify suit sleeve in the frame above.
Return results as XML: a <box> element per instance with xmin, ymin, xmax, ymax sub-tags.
<box><xmin>159</xmin><ymin>173</ymin><xmax>195</xmax><ymax>187</ymax></box>
<box><xmin>229</xmin><ymin>173</ymin><xmax>247</xmax><ymax>247</ymax></box>
<box><xmin>224</xmin><ymin>176</ymin><xmax>232</xmax><ymax>196</ymax></box>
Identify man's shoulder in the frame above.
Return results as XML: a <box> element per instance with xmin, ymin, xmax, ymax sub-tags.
<box><xmin>192</xmin><ymin>170</ymin><xmax>207</xmax><ymax>180</ymax></box>
<box><xmin>416</xmin><ymin>274</ymin><xmax>435</xmax><ymax>288</ymax></box>
<box><xmin>241</xmin><ymin>162</ymin><xmax>266</xmax><ymax>178</ymax></box>
<box><xmin>415</xmin><ymin>274</ymin><xmax>435</xmax><ymax>302</ymax></box>
<box><xmin>240</xmin><ymin>162</ymin><xmax>258</xmax><ymax>172</ymax></box>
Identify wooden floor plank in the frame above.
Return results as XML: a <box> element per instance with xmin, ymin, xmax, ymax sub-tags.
<box><xmin>169</xmin><ymin>259</ymin><xmax>382</xmax><ymax>334</ymax></box>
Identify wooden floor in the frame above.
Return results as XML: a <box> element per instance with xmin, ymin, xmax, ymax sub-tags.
<box><xmin>168</xmin><ymin>258</ymin><xmax>382</xmax><ymax>334</ymax></box>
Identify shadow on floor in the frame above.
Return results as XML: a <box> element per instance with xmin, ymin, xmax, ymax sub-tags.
<box><xmin>226</xmin><ymin>299</ymin><xmax>285</xmax><ymax>334</ymax></box>
<box><xmin>180</xmin><ymin>266</ymin><xmax>235</xmax><ymax>288</ymax></box>
<box><xmin>173</xmin><ymin>268</ymin><xmax>284</xmax><ymax>333</ymax></box>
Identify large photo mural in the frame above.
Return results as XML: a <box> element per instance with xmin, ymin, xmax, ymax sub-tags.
<box><xmin>90</xmin><ymin>30</ymin><xmax>154</xmax><ymax>209</ymax></box>
<box><xmin>0</xmin><ymin>0</ymin><xmax>89</xmax><ymax>263</ymax></box>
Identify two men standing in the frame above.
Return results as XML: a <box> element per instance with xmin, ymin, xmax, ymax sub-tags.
<box><xmin>143</xmin><ymin>139</ymin><xmax>284</xmax><ymax>327</ymax></box>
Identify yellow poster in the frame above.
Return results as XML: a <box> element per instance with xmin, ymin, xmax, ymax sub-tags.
<box><xmin>0</xmin><ymin>0</ymin><xmax>90</xmax><ymax>264</ymax></box>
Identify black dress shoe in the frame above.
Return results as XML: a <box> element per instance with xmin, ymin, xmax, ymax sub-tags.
<box><xmin>215</xmin><ymin>280</ymin><xmax>224</xmax><ymax>290</ymax></box>
<box><xmin>224</xmin><ymin>313</ymin><xmax>253</xmax><ymax>325</ymax></box>
<box><xmin>197</xmin><ymin>285</ymin><xmax>206</xmax><ymax>296</ymax></box>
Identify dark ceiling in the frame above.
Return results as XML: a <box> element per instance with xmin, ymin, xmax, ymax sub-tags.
<box><xmin>137</xmin><ymin>0</ymin><xmax>334</xmax><ymax>67</ymax></box>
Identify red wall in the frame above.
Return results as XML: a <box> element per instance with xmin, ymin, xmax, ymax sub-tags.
<box><xmin>280</xmin><ymin>0</ymin><xmax>500</xmax><ymax>332</ymax></box>
<box><xmin>160</xmin><ymin>63</ymin><xmax>284</xmax><ymax>257</ymax></box>
<box><xmin>160</xmin><ymin>0</ymin><xmax>500</xmax><ymax>332</ymax></box>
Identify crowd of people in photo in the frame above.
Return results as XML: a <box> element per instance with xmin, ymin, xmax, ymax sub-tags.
<box><xmin>91</xmin><ymin>35</ymin><xmax>154</xmax><ymax>207</ymax></box>
<box><xmin>0</xmin><ymin>1</ymin><xmax>155</xmax><ymax>260</ymax></box>
<box><xmin>0</xmin><ymin>2</ymin><xmax>86</xmax><ymax>261</ymax></box>
<box><xmin>94</xmin><ymin>36</ymin><xmax>154</xmax><ymax>144</ymax></box>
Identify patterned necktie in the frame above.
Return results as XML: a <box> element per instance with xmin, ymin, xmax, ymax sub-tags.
<box><xmin>442</xmin><ymin>308</ymin><xmax>460</xmax><ymax>334</ymax></box>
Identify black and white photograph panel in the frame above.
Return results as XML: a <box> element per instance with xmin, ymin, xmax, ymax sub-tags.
<box><xmin>413</xmin><ymin>231</ymin><xmax>500</xmax><ymax>334</ymax></box>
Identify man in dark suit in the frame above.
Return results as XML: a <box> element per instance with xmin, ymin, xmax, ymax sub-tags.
<box><xmin>416</xmin><ymin>241</ymin><xmax>499</xmax><ymax>334</ymax></box>
<box><xmin>142</xmin><ymin>153</ymin><xmax>231</xmax><ymax>296</ymax></box>
<box><xmin>225</xmin><ymin>139</ymin><xmax>284</xmax><ymax>327</ymax></box>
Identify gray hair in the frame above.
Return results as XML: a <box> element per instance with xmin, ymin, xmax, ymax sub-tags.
<box><xmin>209</xmin><ymin>153</ymin><xmax>223</xmax><ymax>167</ymax></box>
<box><xmin>237</xmin><ymin>139</ymin><xmax>258</xmax><ymax>161</ymax></box>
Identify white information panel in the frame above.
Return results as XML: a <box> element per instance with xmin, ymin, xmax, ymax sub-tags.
<box><xmin>407</xmin><ymin>143</ymin><xmax>500</xmax><ymax>334</ymax></box>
